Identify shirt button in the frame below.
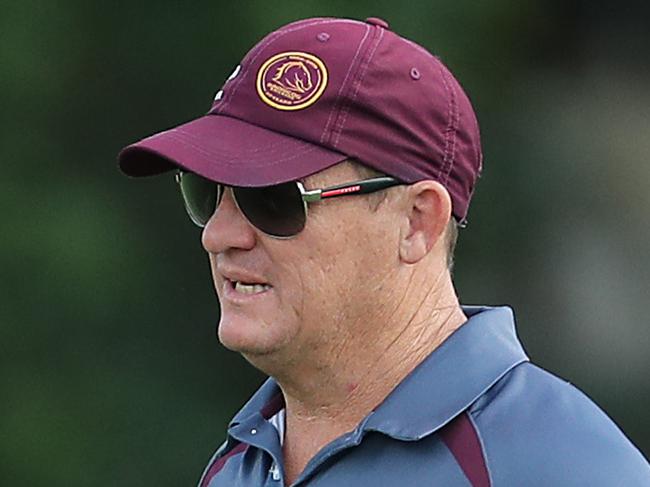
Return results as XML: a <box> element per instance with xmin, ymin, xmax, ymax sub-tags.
<box><xmin>365</xmin><ymin>17</ymin><xmax>390</xmax><ymax>29</ymax></box>
<box><xmin>251</xmin><ymin>428</ymin><xmax>257</xmax><ymax>435</ymax></box>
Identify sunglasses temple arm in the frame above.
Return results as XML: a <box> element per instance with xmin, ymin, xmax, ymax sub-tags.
<box><xmin>319</xmin><ymin>177</ymin><xmax>401</xmax><ymax>199</ymax></box>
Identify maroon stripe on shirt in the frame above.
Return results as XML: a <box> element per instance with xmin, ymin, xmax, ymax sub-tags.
<box><xmin>440</xmin><ymin>412</ymin><xmax>491</xmax><ymax>487</ymax></box>
<box><xmin>200</xmin><ymin>442</ymin><xmax>248</xmax><ymax>487</ymax></box>
<box><xmin>260</xmin><ymin>392</ymin><xmax>285</xmax><ymax>419</ymax></box>
<box><xmin>201</xmin><ymin>393</ymin><xmax>284</xmax><ymax>487</ymax></box>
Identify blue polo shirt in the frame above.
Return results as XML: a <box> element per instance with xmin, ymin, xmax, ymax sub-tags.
<box><xmin>198</xmin><ymin>306</ymin><xmax>650</xmax><ymax>486</ymax></box>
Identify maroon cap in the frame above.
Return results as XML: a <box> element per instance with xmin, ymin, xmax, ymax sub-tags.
<box><xmin>118</xmin><ymin>16</ymin><xmax>483</xmax><ymax>222</ymax></box>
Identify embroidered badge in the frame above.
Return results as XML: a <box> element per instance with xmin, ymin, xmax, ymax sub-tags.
<box><xmin>256</xmin><ymin>52</ymin><xmax>328</xmax><ymax>111</ymax></box>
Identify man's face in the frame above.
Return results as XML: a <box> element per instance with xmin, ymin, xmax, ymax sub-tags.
<box><xmin>201</xmin><ymin>162</ymin><xmax>400</xmax><ymax>368</ymax></box>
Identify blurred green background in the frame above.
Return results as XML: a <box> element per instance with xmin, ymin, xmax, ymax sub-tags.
<box><xmin>2</xmin><ymin>0</ymin><xmax>649</xmax><ymax>485</ymax></box>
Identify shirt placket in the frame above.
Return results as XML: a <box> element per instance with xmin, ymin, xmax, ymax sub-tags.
<box><xmin>229</xmin><ymin>413</ymin><xmax>286</xmax><ymax>486</ymax></box>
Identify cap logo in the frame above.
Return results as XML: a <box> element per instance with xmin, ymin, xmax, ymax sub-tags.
<box><xmin>256</xmin><ymin>52</ymin><xmax>328</xmax><ymax>111</ymax></box>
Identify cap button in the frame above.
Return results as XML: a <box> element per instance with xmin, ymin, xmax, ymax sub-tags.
<box><xmin>365</xmin><ymin>17</ymin><xmax>390</xmax><ymax>29</ymax></box>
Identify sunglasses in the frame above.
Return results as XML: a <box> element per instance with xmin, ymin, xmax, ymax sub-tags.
<box><xmin>175</xmin><ymin>170</ymin><xmax>402</xmax><ymax>238</ymax></box>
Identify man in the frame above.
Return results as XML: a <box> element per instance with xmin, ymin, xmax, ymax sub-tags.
<box><xmin>118</xmin><ymin>16</ymin><xmax>649</xmax><ymax>487</ymax></box>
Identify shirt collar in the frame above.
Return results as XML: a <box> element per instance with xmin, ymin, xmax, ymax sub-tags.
<box><xmin>363</xmin><ymin>305</ymin><xmax>529</xmax><ymax>439</ymax></box>
<box><xmin>229</xmin><ymin>379</ymin><xmax>283</xmax><ymax>428</ymax></box>
<box><xmin>229</xmin><ymin>305</ymin><xmax>528</xmax><ymax>441</ymax></box>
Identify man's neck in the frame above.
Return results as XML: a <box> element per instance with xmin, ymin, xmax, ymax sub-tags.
<box><xmin>273</xmin><ymin>272</ymin><xmax>466</xmax><ymax>484</ymax></box>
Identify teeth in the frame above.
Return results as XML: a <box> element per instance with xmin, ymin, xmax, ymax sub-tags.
<box><xmin>234</xmin><ymin>281</ymin><xmax>271</xmax><ymax>294</ymax></box>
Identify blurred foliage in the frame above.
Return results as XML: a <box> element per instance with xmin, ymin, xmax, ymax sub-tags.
<box><xmin>2</xmin><ymin>0</ymin><xmax>649</xmax><ymax>485</ymax></box>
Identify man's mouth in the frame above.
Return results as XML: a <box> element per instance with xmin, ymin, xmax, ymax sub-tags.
<box><xmin>230</xmin><ymin>280</ymin><xmax>272</xmax><ymax>295</ymax></box>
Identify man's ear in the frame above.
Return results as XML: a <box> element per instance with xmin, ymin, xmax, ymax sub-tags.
<box><xmin>398</xmin><ymin>181</ymin><xmax>452</xmax><ymax>264</ymax></box>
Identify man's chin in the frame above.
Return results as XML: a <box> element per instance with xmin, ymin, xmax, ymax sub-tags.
<box><xmin>217</xmin><ymin>318</ymin><xmax>283</xmax><ymax>356</ymax></box>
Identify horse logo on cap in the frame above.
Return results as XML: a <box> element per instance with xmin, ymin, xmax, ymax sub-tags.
<box><xmin>256</xmin><ymin>52</ymin><xmax>328</xmax><ymax>111</ymax></box>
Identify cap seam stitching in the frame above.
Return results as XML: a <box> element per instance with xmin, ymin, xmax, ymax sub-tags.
<box><xmin>175</xmin><ymin>124</ymin><xmax>301</xmax><ymax>153</ymax></box>
<box><xmin>441</xmin><ymin>67</ymin><xmax>459</xmax><ymax>184</ymax></box>
<box><xmin>436</xmin><ymin>61</ymin><xmax>455</xmax><ymax>183</ymax></box>
<box><xmin>332</xmin><ymin>27</ymin><xmax>385</xmax><ymax>148</ymax></box>
<box><xmin>320</xmin><ymin>24</ymin><xmax>372</xmax><ymax>145</ymax></box>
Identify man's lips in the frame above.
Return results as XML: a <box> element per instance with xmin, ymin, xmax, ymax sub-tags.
<box><xmin>216</xmin><ymin>264</ymin><xmax>274</xmax><ymax>302</ymax></box>
<box><xmin>217</xmin><ymin>265</ymin><xmax>271</xmax><ymax>287</ymax></box>
<box><xmin>229</xmin><ymin>279</ymin><xmax>272</xmax><ymax>294</ymax></box>
<box><xmin>223</xmin><ymin>279</ymin><xmax>274</xmax><ymax>302</ymax></box>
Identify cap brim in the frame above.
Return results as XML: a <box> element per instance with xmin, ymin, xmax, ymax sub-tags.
<box><xmin>118</xmin><ymin>114</ymin><xmax>348</xmax><ymax>187</ymax></box>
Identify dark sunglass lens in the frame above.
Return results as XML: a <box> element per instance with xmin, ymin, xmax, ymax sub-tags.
<box><xmin>234</xmin><ymin>183</ymin><xmax>305</xmax><ymax>237</ymax></box>
<box><xmin>178</xmin><ymin>172</ymin><xmax>219</xmax><ymax>227</ymax></box>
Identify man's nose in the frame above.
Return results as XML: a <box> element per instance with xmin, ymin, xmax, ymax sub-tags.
<box><xmin>201</xmin><ymin>188</ymin><xmax>256</xmax><ymax>253</ymax></box>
